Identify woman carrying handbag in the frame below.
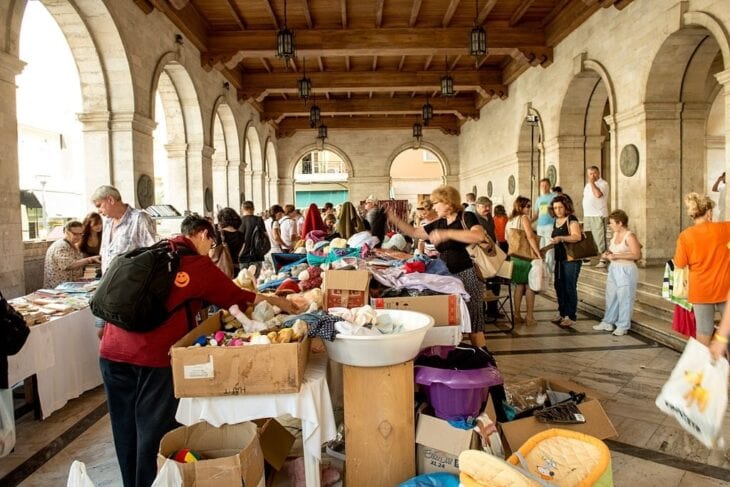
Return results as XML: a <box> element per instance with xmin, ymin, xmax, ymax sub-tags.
<box><xmin>506</xmin><ymin>197</ymin><xmax>542</xmax><ymax>326</ymax></box>
<box><xmin>549</xmin><ymin>195</ymin><xmax>584</xmax><ymax>328</ymax></box>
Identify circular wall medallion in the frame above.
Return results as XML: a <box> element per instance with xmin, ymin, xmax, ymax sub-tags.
<box><xmin>205</xmin><ymin>187</ymin><xmax>213</xmax><ymax>212</ymax></box>
<box><xmin>487</xmin><ymin>181</ymin><xmax>493</xmax><ymax>197</ymax></box>
<box><xmin>546</xmin><ymin>165</ymin><xmax>557</xmax><ymax>187</ymax></box>
<box><xmin>508</xmin><ymin>175</ymin><xmax>516</xmax><ymax>195</ymax></box>
<box><xmin>136</xmin><ymin>174</ymin><xmax>154</xmax><ymax>208</ymax></box>
<box><xmin>620</xmin><ymin>144</ymin><xmax>640</xmax><ymax>177</ymax></box>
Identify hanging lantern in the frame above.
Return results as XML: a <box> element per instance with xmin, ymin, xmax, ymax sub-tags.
<box><xmin>469</xmin><ymin>0</ymin><xmax>487</xmax><ymax>58</ymax></box>
<box><xmin>298</xmin><ymin>75</ymin><xmax>312</xmax><ymax>101</ymax></box>
<box><xmin>441</xmin><ymin>74</ymin><xmax>454</xmax><ymax>97</ymax></box>
<box><xmin>276</xmin><ymin>0</ymin><xmax>295</xmax><ymax>60</ymax></box>
<box><xmin>318</xmin><ymin>124</ymin><xmax>328</xmax><ymax>140</ymax></box>
<box><xmin>309</xmin><ymin>104</ymin><xmax>321</xmax><ymax>128</ymax></box>
<box><xmin>412</xmin><ymin>122</ymin><xmax>422</xmax><ymax>139</ymax></box>
<box><xmin>422</xmin><ymin>100</ymin><xmax>433</xmax><ymax>126</ymax></box>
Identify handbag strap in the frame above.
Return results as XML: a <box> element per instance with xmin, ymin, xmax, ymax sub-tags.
<box><xmin>462</xmin><ymin>213</ymin><xmax>495</xmax><ymax>247</ymax></box>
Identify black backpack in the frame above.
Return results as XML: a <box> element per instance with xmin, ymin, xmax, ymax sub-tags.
<box><xmin>240</xmin><ymin>217</ymin><xmax>271</xmax><ymax>262</ymax></box>
<box><xmin>90</xmin><ymin>240</ymin><xmax>194</xmax><ymax>332</ymax></box>
<box><xmin>0</xmin><ymin>292</ymin><xmax>30</xmax><ymax>356</ymax></box>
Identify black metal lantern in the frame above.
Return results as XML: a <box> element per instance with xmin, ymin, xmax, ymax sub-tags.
<box><xmin>298</xmin><ymin>75</ymin><xmax>312</xmax><ymax>101</ymax></box>
<box><xmin>309</xmin><ymin>103</ymin><xmax>321</xmax><ymax>128</ymax></box>
<box><xmin>276</xmin><ymin>0</ymin><xmax>295</xmax><ymax>60</ymax></box>
<box><xmin>318</xmin><ymin>124</ymin><xmax>328</xmax><ymax>140</ymax></box>
<box><xmin>422</xmin><ymin>100</ymin><xmax>433</xmax><ymax>126</ymax></box>
<box><xmin>469</xmin><ymin>0</ymin><xmax>487</xmax><ymax>58</ymax></box>
<box><xmin>412</xmin><ymin>122</ymin><xmax>422</xmax><ymax>140</ymax></box>
<box><xmin>441</xmin><ymin>74</ymin><xmax>454</xmax><ymax>97</ymax></box>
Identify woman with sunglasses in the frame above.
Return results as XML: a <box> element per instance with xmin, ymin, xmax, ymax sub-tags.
<box><xmin>506</xmin><ymin>196</ymin><xmax>542</xmax><ymax>326</ymax></box>
<box><xmin>549</xmin><ymin>195</ymin><xmax>584</xmax><ymax>328</ymax></box>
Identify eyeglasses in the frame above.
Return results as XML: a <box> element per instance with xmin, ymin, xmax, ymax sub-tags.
<box><xmin>69</xmin><ymin>230</ymin><xmax>83</xmax><ymax>236</ymax></box>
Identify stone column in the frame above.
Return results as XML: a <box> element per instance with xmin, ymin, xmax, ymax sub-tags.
<box><xmin>553</xmin><ymin>135</ymin><xmax>586</xmax><ymax>219</ymax></box>
<box><xmin>278</xmin><ymin>177</ymin><xmax>294</xmax><ymax>207</ymax></box>
<box><xmin>251</xmin><ymin>170</ymin><xmax>264</xmax><ymax>210</ymax></box>
<box><xmin>227</xmin><ymin>164</ymin><xmax>244</xmax><ymax>209</ymax></box>
<box><xmin>0</xmin><ymin>51</ymin><xmax>26</xmax><ymax>297</ymax></box>
<box><xmin>110</xmin><ymin>112</ymin><xmax>156</xmax><ymax>207</ymax></box>
<box><xmin>77</xmin><ymin>111</ymin><xmax>112</xmax><ymax>203</ymax></box>
<box><xmin>185</xmin><ymin>144</ymin><xmax>215</xmax><ymax>216</ymax></box>
<box><xmin>715</xmin><ymin>69</ymin><xmax>730</xmax><ymax>219</ymax></box>
<box><xmin>164</xmin><ymin>143</ymin><xmax>189</xmax><ymax>214</ymax></box>
<box><xmin>212</xmin><ymin>160</ymin><xmax>229</xmax><ymax>209</ymax></box>
<box><xmin>681</xmin><ymin>102</ymin><xmax>711</xmax><ymax>202</ymax></box>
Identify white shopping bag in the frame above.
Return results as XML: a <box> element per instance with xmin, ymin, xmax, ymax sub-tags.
<box><xmin>66</xmin><ymin>461</ymin><xmax>96</xmax><ymax>487</ymax></box>
<box><xmin>528</xmin><ymin>260</ymin><xmax>549</xmax><ymax>293</ymax></box>
<box><xmin>0</xmin><ymin>389</ymin><xmax>15</xmax><ymax>458</ymax></box>
<box><xmin>151</xmin><ymin>459</ymin><xmax>183</xmax><ymax>487</ymax></box>
<box><xmin>655</xmin><ymin>338</ymin><xmax>729</xmax><ymax>448</ymax></box>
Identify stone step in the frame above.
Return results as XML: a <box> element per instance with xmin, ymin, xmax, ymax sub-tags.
<box><xmin>576</xmin><ymin>278</ymin><xmax>673</xmax><ymax>322</ymax></box>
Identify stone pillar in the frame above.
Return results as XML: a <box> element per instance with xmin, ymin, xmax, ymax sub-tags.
<box><xmin>265</xmin><ymin>176</ymin><xmax>272</xmax><ymax>208</ymax></box>
<box><xmin>682</xmin><ymin>102</ymin><xmax>711</xmax><ymax>202</ymax></box>
<box><xmin>715</xmin><ymin>69</ymin><xmax>730</xmax><ymax>219</ymax></box>
<box><xmin>278</xmin><ymin>177</ymin><xmax>294</xmax><ymax>207</ymax></box>
<box><xmin>0</xmin><ymin>51</ymin><xmax>26</xmax><ymax>297</ymax></box>
<box><xmin>164</xmin><ymin>143</ymin><xmax>189</xmax><ymax>214</ymax></box>
<box><xmin>186</xmin><ymin>144</ymin><xmax>214</xmax><ymax>216</ymax></box>
<box><xmin>110</xmin><ymin>112</ymin><xmax>156</xmax><ymax>207</ymax></box>
<box><xmin>227</xmin><ymin>164</ymin><xmax>244</xmax><ymax>209</ymax></box>
<box><xmin>251</xmin><ymin>170</ymin><xmax>265</xmax><ymax>210</ymax></box>
<box><xmin>604</xmin><ymin>117</ymin><xmax>619</xmax><ymax>210</ymax></box>
<box><xmin>269</xmin><ymin>177</ymin><xmax>279</xmax><ymax>206</ymax></box>
<box><xmin>553</xmin><ymin>135</ymin><xmax>586</xmax><ymax>218</ymax></box>
<box><xmin>348</xmin><ymin>176</ymin><xmax>390</xmax><ymax>205</ymax></box>
<box><xmin>212</xmin><ymin>160</ymin><xmax>229</xmax><ymax>209</ymax></box>
<box><xmin>78</xmin><ymin>111</ymin><xmax>112</xmax><ymax>203</ymax></box>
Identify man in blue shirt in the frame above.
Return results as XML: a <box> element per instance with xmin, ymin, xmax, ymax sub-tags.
<box><xmin>533</xmin><ymin>178</ymin><xmax>556</xmax><ymax>249</ymax></box>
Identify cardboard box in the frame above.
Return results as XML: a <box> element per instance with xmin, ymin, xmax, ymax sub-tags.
<box><xmin>415</xmin><ymin>410</ymin><xmax>481</xmax><ymax>475</ymax></box>
<box><xmin>157</xmin><ymin>421</ymin><xmax>264</xmax><ymax>487</ymax></box>
<box><xmin>171</xmin><ymin>312</ymin><xmax>309</xmax><ymax>397</ymax></box>
<box><xmin>421</xmin><ymin>325</ymin><xmax>462</xmax><ymax>349</ymax></box>
<box><xmin>253</xmin><ymin>418</ymin><xmax>295</xmax><ymax>486</ymax></box>
<box><xmin>485</xmin><ymin>376</ymin><xmax>617</xmax><ymax>455</ymax></box>
<box><xmin>371</xmin><ymin>295</ymin><xmax>460</xmax><ymax>326</ymax></box>
<box><xmin>324</xmin><ymin>270</ymin><xmax>370</xmax><ymax>309</ymax></box>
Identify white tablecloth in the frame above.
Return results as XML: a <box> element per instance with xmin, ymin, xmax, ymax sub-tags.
<box><xmin>176</xmin><ymin>353</ymin><xmax>336</xmax><ymax>487</ymax></box>
<box><xmin>8</xmin><ymin>307</ymin><xmax>102</xmax><ymax>419</ymax></box>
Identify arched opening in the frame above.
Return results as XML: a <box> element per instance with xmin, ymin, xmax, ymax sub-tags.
<box><xmin>515</xmin><ymin>108</ymin><xmax>546</xmax><ymax>206</ymax></box>
<box><xmin>643</xmin><ymin>23</ymin><xmax>727</xmax><ymax>260</ymax></box>
<box><xmin>389</xmin><ymin>148</ymin><xmax>445</xmax><ymax>207</ymax></box>
<box><xmin>210</xmin><ymin>99</ymin><xmax>241</xmax><ymax>211</ymax></box>
<box><xmin>16</xmin><ymin>1</ymin><xmax>84</xmax><ymax>239</ymax></box>
<box><xmin>244</xmin><ymin>126</ymin><xmax>264</xmax><ymax>210</ymax></box>
<box><xmin>151</xmin><ymin>58</ymin><xmax>206</xmax><ymax>215</ymax></box>
<box><xmin>266</xmin><ymin>140</ymin><xmax>279</xmax><ymax>207</ymax></box>
<box><xmin>293</xmin><ymin>149</ymin><xmax>350</xmax><ymax>207</ymax></box>
<box><xmin>557</xmin><ymin>70</ymin><xmax>614</xmax><ymax>218</ymax></box>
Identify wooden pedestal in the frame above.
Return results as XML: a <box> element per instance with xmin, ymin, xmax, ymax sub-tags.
<box><xmin>343</xmin><ymin>361</ymin><xmax>415</xmax><ymax>486</ymax></box>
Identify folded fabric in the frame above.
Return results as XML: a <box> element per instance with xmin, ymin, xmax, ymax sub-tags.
<box><xmin>403</xmin><ymin>261</ymin><xmax>426</xmax><ymax>274</ymax></box>
<box><xmin>308</xmin><ymin>314</ymin><xmax>340</xmax><ymax>341</ymax></box>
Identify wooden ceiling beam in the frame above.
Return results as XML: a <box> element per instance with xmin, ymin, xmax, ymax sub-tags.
<box><xmin>318</xmin><ymin>56</ymin><xmax>325</xmax><ymax>71</ymax></box>
<box><xmin>372</xmin><ymin>55</ymin><xmax>378</xmax><ymax>71</ymax></box>
<box><xmin>409</xmin><ymin>0</ymin><xmax>423</xmax><ymax>27</ymax></box>
<box><xmin>262</xmin><ymin>96</ymin><xmax>480</xmax><ymax>121</ymax></box>
<box><xmin>541</xmin><ymin>0</ymin><xmax>571</xmax><ymax>27</ymax></box>
<box><xmin>277</xmin><ymin>115</ymin><xmax>460</xmax><ymax>137</ymax></box>
<box><xmin>375</xmin><ymin>0</ymin><xmax>385</xmax><ymax>27</ymax></box>
<box><xmin>205</xmin><ymin>24</ymin><xmax>547</xmax><ymax>60</ymax></box>
<box><xmin>169</xmin><ymin>0</ymin><xmax>189</xmax><ymax>9</ymax></box>
<box><xmin>225</xmin><ymin>0</ymin><xmax>247</xmax><ymax>29</ymax></box>
<box><xmin>301</xmin><ymin>0</ymin><xmax>313</xmax><ymax>28</ymax></box>
<box><xmin>510</xmin><ymin>0</ymin><xmax>537</xmax><ymax>27</ymax></box>
<box><xmin>442</xmin><ymin>0</ymin><xmax>461</xmax><ymax>28</ymax></box>
<box><xmin>398</xmin><ymin>55</ymin><xmax>406</xmax><ymax>70</ymax></box>
<box><xmin>262</xmin><ymin>0</ymin><xmax>280</xmax><ymax>29</ymax></box>
<box><xmin>477</xmin><ymin>0</ymin><xmax>499</xmax><ymax>24</ymax></box>
<box><xmin>449</xmin><ymin>55</ymin><xmax>462</xmax><ymax>71</ymax></box>
<box><xmin>132</xmin><ymin>0</ymin><xmax>154</xmax><ymax>14</ymax></box>
<box><xmin>341</xmin><ymin>0</ymin><xmax>348</xmax><ymax>28</ymax></box>
<box><xmin>260</xmin><ymin>57</ymin><xmax>272</xmax><ymax>72</ymax></box>
<box><xmin>148</xmin><ymin>0</ymin><xmax>208</xmax><ymax>54</ymax></box>
<box><xmin>424</xmin><ymin>55</ymin><xmax>433</xmax><ymax>70</ymax></box>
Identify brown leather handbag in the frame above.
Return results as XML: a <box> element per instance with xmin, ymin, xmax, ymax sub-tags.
<box><xmin>507</xmin><ymin>228</ymin><xmax>534</xmax><ymax>261</ymax></box>
<box><xmin>565</xmin><ymin>231</ymin><xmax>599</xmax><ymax>261</ymax></box>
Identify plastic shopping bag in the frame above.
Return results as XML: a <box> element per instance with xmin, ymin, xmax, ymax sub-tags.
<box><xmin>0</xmin><ymin>389</ymin><xmax>15</xmax><ymax>458</ymax></box>
<box><xmin>66</xmin><ymin>461</ymin><xmax>96</xmax><ymax>487</ymax></box>
<box><xmin>655</xmin><ymin>338</ymin><xmax>728</xmax><ymax>448</ymax></box>
<box><xmin>151</xmin><ymin>459</ymin><xmax>183</xmax><ymax>487</ymax></box>
<box><xmin>528</xmin><ymin>260</ymin><xmax>549</xmax><ymax>293</ymax></box>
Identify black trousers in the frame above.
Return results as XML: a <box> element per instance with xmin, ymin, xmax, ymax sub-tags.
<box><xmin>100</xmin><ymin>358</ymin><xmax>179</xmax><ymax>487</ymax></box>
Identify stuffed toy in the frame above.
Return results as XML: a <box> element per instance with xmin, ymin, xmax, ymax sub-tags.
<box><xmin>233</xmin><ymin>265</ymin><xmax>258</xmax><ymax>292</ymax></box>
<box><xmin>170</xmin><ymin>448</ymin><xmax>203</xmax><ymax>463</ymax></box>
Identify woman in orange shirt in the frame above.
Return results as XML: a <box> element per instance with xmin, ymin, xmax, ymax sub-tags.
<box><xmin>673</xmin><ymin>193</ymin><xmax>730</xmax><ymax>346</ymax></box>
<box><xmin>493</xmin><ymin>205</ymin><xmax>509</xmax><ymax>253</ymax></box>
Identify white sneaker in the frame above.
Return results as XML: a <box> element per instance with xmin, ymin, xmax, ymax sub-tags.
<box><xmin>593</xmin><ymin>322</ymin><xmax>614</xmax><ymax>331</ymax></box>
<box><xmin>612</xmin><ymin>328</ymin><xmax>628</xmax><ymax>336</ymax></box>
<box><xmin>550</xmin><ymin>313</ymin><xmax>563</xmax><ymax>324</ymax></box>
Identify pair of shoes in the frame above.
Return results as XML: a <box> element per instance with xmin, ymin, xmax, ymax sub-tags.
<box><xmin>550</xmin><ymin>314</ymin><xmax>563</xmax><ymax>324</ymax></box>
<box><xmin>525</xmin><ymin>318</ymin><xmax>538</xmax><ymax>326</ymax></box>
<box><xmin>612</xmin><ymin>328</ymin><xmax>629</xmax><ymax>336</ymax></box>
<box><xmin>514</xmin><ymin>316</ymin><xmax>524</xmax><ymax>325</ymax></box>
<box><xmin>484</xmin><ymin>315</ymin><xmax>497</xmax><ymax>324</ymax></box>
<box><xmin>559</xmin><ymin>317</ymin><xmax>576</xmax><ymax>328</ymax></box>
<box><xmin>595</xmin><ymin>261</ymin><xmax>608</xmax><ymax>268</ymax></box>
<box><xmin>592</xmin><ymin>322</ymin><xmax>614</xmax><ymax>331</ymax></box>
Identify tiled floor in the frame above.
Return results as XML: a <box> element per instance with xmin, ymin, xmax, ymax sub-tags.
<box><xmin>1</xmin><ymin>295</ymin><xmax>729</xmax><ymax>486</ymax></box>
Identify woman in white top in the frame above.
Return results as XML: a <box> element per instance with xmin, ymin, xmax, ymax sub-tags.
<box><xmin>593</xmin><ymin>209</ymin><xmax>642</xmax><ymax>336</ymax></box>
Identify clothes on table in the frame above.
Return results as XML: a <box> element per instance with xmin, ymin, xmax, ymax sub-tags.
<box><xmin>369</xmin><ymin>267</ymin><xmax>470</xmax><ymax>302</ymax></box>
<box><xmin>403</xmin><ymin>261</ymin><xmax>426</xmax><ymax>274</ymax></box>
<box><xmin>307</xmin><ymin>315</ymin><xmax>340</xmax><ymax>341</ymax></box>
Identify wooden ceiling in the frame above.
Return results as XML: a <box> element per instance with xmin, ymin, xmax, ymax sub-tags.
<box><xmin>135</xmin><ymin>0</ymin><xmax>633</xmax><ymax>136</ymax></box>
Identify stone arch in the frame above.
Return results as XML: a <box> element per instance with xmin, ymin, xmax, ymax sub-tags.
<box><xmin>210</xmin><ymin>96</ymin><xmax>241</xmax><ymax>210</ymax></box>
<box><xmin>642</xmin><ymin>15</ymin><xmax>728</xmax><ymax>261</ymax></box>
<box><xmin>515</xmin><ymin>105</ymin><xmax>546</xmax><ymax>204</ymax></box>
<box><xmin>386</xmin><ymin>142</ymin><xmax>447</xmax><ymax>206</ymax></box>
<box><xmin>288</xmin><ymin>143</ymin><xmax>355</xmax><ymax>180</ymax></box>
<box><xmin>151</xmin><ymin>54</ymin><xmax>208</xmax><ymax>214</ymax></box>
<box><xmin>265</xmin><ymin>138</ymin><xmax>279</xmax><ymax>206</ymax></box>
<box><xmin>244</xmin><ymin>123</ymin><xmax>265</xmax><ymax>210</ymax></box>
<box><xmin>385</xmin><ymin>141</ymin><xmax>452</xmax><ymax>178</ymax></box>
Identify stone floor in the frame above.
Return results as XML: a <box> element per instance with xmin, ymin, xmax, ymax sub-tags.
<box><xmin>1</xmin><ymin>295</ymin><xmax>729</xmax><ymax>486</ymax></box>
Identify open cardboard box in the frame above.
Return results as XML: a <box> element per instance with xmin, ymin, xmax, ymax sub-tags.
<box><xmin>253</xmin><ymin>418</ymin><xmax>295</xmax><ymax>486</ymax></box>
<box><xmin>323</xmin><ymin>270</ymin><xmax>370</xmax><ymax>309</ymax></box>
<box><xmin>157</xmin><ymin>421</ymin><xmax>264</xmax><ymax>487</ymax></box>
<box><xmin>171</xmin><ymin>312</ymin><xmax>309</xmax><ymax>397</ymax></box>
<box><xmin>415</xmin><ymin>407</ymin><xmax>480</xmax><ymax>475</ymax></box>
<box><xmin>485</xmin><ymin>376</ymin><xmax>617</xmax><ymax>456</ymax></box>
<box><xmin>371</xmin><ymin>294</ymin><xmax>461</xmax><ymax>326</ymax></box>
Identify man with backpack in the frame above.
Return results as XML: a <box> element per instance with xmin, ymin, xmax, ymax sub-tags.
<box><xmin>97</xmin><ymin>215</ymin><xmax>298</xmax><ymax>487</ymax></box>
<box><xmin>238</xmin><ymin>201</ymin><xmax>270</xmax><ymax>277</ymax></box>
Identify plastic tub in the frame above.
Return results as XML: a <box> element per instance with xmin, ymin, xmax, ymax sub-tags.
<box><xmin>415</xmin><ymin>346</ymin><xmax>503</xmax><ymax>419</ymax></box>
<box><xmin>324</xmin><ymin>309</ymin><xmax>434</xmax><ymax>367</ymax></box>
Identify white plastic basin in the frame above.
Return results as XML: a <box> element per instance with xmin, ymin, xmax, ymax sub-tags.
<box><xmin>324</xmin><ymin>309</ymin><xmax>434</xmax><ymax>367</ymax></box>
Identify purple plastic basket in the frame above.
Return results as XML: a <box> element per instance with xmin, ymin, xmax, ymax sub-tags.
<box><xmin>415</xmin><ymin>346</ymin><xmax>503</xmax><ymax>420</ymax></box>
